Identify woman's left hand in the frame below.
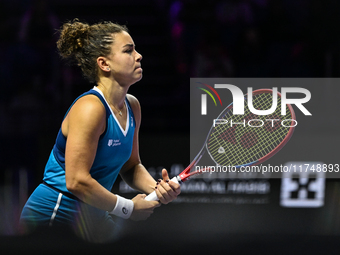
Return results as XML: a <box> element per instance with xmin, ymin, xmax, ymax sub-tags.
<box><xmin>155</xmin><ymin>169</ymin><xmax>181</xmax><ymax>204</ymax></box>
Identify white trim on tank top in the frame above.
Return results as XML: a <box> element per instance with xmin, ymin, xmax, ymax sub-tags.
<box><xmin>92</xmin><ymin>86</ymin><xmax>130</xmax><ymax>137</ymax></box>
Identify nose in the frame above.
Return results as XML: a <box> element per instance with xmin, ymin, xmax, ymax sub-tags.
<box><xmin>136</xmin><ymin>51</ymin><xmax>142</xmax><ymax>62</ymax></box>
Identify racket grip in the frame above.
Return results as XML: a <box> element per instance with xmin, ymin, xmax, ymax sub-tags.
<box><xmin>144</xmin><ymin>176</ymin><xmax>180</xmax><ymax>201</ymax></box>
<box><xmin>144</xmin><ymin>190</ymin><xmax>158</xmax><ymax>201</ymax></box>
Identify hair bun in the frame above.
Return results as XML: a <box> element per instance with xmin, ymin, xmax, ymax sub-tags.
<box><xmin>56</xmin><ymin>18</ymin><xmax>128</xmax><ymax>83</ymax></box>
<box><xmin>57</xmin><ymin>19</ymin><xmax>90</xmax><ymax>58</ymax></box>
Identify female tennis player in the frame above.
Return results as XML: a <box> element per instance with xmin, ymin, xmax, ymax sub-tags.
<box><xmin>20</xmin><ymin>19</ymin><xmax>181</xmax><ymax>242</ymax></box>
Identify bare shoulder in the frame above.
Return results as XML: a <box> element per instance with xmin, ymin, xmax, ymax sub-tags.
<box><xmin>70</xmin><ymin>94</ymin><xmax>106</xmax><ymax>118</ymax></box>
<box><xmin>126</xmin><ymin>94</ymin><xmax>140</xmax><ymax>108</ymax></box>
<box><xmin>126</xmin><ymin>94</ymin><xmax>141</xmax><ymax>115</ymax></box>
<box><xmin>63</xmin><ymin>94</ymin><xmax>106</xmax><ymax>136</ymax></box>
<box><xmin>126</xmin><ymin>94</ymin><xmax>141</xmax><ymax>126</ymax></box>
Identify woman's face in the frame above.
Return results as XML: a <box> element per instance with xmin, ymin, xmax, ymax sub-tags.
<box><xmin>107</xmin><ymin>31</ymin><xmax>143</xmax><ymax>86</ymax></box>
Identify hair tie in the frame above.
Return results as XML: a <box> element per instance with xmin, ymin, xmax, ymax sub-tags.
<box><xmin>76</xmin><ymin>38</ymin><xmax>82</xmax><ymax>48</ymax></box>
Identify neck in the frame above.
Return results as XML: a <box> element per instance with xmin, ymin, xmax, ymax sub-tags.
<box><xmin>96</xmin><ymin>78</ymin><xmax>128</xmax><ymax>109</ymax></box>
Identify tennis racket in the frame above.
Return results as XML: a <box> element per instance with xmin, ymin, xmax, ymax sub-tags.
<box><xmin>145</xmin><ymin>88</ymin><xmax>296</xmax><ymax>201</ymax></box>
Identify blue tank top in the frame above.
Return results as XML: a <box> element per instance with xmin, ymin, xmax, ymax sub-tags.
<box><xmin>43</xmin><ymin>87</ymin><xmax>135</xmax><ymax>194</ymax></box>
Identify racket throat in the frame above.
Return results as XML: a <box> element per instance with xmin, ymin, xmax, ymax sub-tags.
<box><xmin>172</xmin><ymin>176</ymin><xmax>183</xmax><ymax>184</ymax></box>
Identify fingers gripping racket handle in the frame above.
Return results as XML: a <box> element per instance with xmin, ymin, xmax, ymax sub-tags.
<box><xmin>144</xmin><ymin>190</ymin><xmax>158</xmax><ymax>201</ymax></box>
<box><xmin>145</xmin><ymin>177</ymin><xmax>180</xmax><ymax>201</ymax></box>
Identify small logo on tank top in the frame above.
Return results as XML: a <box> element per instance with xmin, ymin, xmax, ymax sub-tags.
<box><xmin>108</xmin><ymin>139</ymin><xmax>121</xmax><ymax>147</ymax></box>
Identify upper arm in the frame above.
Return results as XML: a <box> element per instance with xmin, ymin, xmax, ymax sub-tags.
<box><xmin>62</xmin><ymin>95</ymin><xmax>106</xmax><ymax>183</ymax></box>
<box><xmin>120</xmin><ymin>94</ymin><xmax>142</xmax><ymax>173</ymax></box>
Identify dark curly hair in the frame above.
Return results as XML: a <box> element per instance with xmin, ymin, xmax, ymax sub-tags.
<box><xmin>57</xmin><ymin>19</ymin><xmax>128</xmax><ymax>83</ymax></box>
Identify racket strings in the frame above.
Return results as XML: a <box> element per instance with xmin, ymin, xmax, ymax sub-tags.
<box><xmin>236</xmin><ymin>93</ymin><xmax>289</xmax><ymax>162</ymax></box>
<box><xmin>226</xmin><ymin>94</ymin><xmax>288</xmax><ymax>163</ymax></box>
<box><xmin>207</xmin><ymin>92</ymin><xmax>292</xmax><ymax>166</ymax></box>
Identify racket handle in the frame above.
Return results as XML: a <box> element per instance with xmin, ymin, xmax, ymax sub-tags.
<box><xmin>144</xmin><ymin>190</ymin><xmax>158</xmax><ymax>201</ymax></box>
<box><xmin>145</xmin><ymin>176</ymin><xmax>180</xmax><ymax>201</ymax></box>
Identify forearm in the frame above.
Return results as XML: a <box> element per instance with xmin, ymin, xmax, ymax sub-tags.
<box><xmin>120</xmin><ymin>163</ymin><xmax>156</xmax><ymax>195</ymax></box>
<box><xmin>67</xmin><ymin>174</ymin><xmax>117</xmax><ymax>212</ymax></box>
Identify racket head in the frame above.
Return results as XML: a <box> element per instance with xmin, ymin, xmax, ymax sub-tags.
<box><xmin>206</xmin><ymin>88</ymin><xmax>296</xmax><ymax>168</ymax></box>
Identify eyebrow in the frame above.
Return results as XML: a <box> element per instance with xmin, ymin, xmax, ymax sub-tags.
<box><xmin>122</xmin><ymin>43</ymin><xmax>135</xmax><ymax>48</ymax></box>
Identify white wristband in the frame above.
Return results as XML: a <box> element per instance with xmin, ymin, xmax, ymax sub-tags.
<box><xmin>109</xmin><ymin>195</ymin><xmax>134</xmax><ymax>219</ymax></box>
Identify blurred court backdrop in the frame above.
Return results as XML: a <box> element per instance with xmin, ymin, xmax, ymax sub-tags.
<box><xmin>1</xmin><ymin>0</ymin><xmax>340</xmax><ymax>253</ymax></box>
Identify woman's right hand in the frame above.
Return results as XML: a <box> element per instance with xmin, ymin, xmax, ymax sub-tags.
<box><xmin>130</xmin><ymin>194</ymin><xmax>161</xmax><ymax>221</ymax></box>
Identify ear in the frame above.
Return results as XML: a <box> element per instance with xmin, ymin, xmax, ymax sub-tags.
<box><xmin>97</xmin><ymin>57</ymin><xmax>110</xmax><ymax>72</ymax></box>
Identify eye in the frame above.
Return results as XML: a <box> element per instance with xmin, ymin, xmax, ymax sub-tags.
<box><xmin>124</xmin><ymin>48</ymin><xmax>133</xmax><ymax>54</ymax></box>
